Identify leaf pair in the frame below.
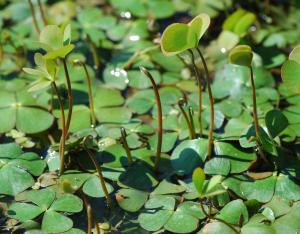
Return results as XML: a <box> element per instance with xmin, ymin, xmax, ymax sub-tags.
<box><xmin>23</xmin><ymin>53</ymin><xmax>58</xmax><ymax>92</ymax></box>
<box><xmin>161</xmin><ymin>14</ymin><xmax>210</xmax><ymax>56</ymax></box>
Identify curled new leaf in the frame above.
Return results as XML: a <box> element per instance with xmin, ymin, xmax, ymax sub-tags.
<box><xmin>161</xmin><ymin>13</ymin><xmax>210</xmax><ymax>56</ymax></box>
<box><xmin>229</xmin><ymin>45</ymin><xmax>253</xmax><ymax>67</ymax></box>
<box><xmin>192</xmin><ymin>167</ymin><xmax>206</xmax><ymax>196</ymax></box>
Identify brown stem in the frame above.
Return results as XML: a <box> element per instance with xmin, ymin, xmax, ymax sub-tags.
<box><xmin>178</xmin><ymin>98</ymin><xmax>194</xmax><ymax>140</ymax></box>
<box><xmin>196</xmin><ymin>47</ymin><xmax>214</xmax><ymax>159</ymax></box>
<box><xmin>62</xmin><ymin>59</ymin><xmax>73</xmax><ymax>136</ymax></box>
<box><xmin>249</xmin><ymin>67</ymin><xmax>268</xmax><ymax>164</ymax></box>
<box><xmin>79</xmin><ymin>191</ymin><xmax>93</xmax><ymax>234</ymax></box>
<box><xmin>37</xmin><ymin>0</ymin><xmax>47</xmax><ymax>26</ymax></box>
<box><xmin>188</xmin><ymin>106</ymin><xmax>196</xmax><ymax>139</ymax></box>
<box><xmin>120</xmin><ymin>128</ymin><xmax>133</xmax><ymax>166</ymax></box>
<box><xmin>27</xmin><ymin>0</ymin><xmax>40</xmax><ymax>34</ymax></box>
<box><xmin>52</xmin><ymin>82</ymin><xmax>66</xmax><ymax>175</ymax></box>
<box><xmin>86</xmin><ymin>35</ymin><xmax>100</xmax><ymax>70</ymax></box>
<box><xmin>188</xmin><ymin>49</ymin><xmax>203</xmax><ymax>137</ymax></box>
<box><xmin>140</xmin><ymin>67</ymin><xmax>162</xmax><ymax>172</ymax></box>
<box><xmin>83</xmin><ymin>136</ymin><xmax>113</xmax><ymax>207</ymax></box>
<box><xmin>74</xmin><ymin>60</ymin><xmax>96</xmax><ymax>126</ymax></box>
<box><xmin>49</xmin><ymin>85</ymin><xmax>54</xmax><ymax>113</ymax></box>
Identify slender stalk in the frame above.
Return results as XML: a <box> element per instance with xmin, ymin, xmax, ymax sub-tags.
<box><xmin>249</xmin><ymin>67</ymin><xmax>268</xmax><ymax>164</ymax></box>
<box><xmin>49</xmin><ymin>85</ymin><xmax>54</xmax><ymax>113</ymax></box>
<box><xmin>79</xmin><ymin>190</ymin><xmax>93</xmax><ymax>234</ymax></box>
<box><xmin>83</xmin><ymin>136</ymin><xmax>113</xmax><ymax>207</ymax></box>
<box><xmin>140</xmin><ymin>67</ymin><xmax>162</xmax><ymax>173</ymax></box>
<box><xmin>188</xmin><ymin>106</ymin><xmax>196</xmax><ymax>139</ymax></box>
<box><xmin>27</xmin><ymin>0</ymin><xmax>40</xmax><ymax>34</ymax></box>
<box><xmin>37</xmin><ymin>0</ymin><xmax>47</xmax><ymax>26</ymax></box>
<box><xmin>178</xmin><ymin>99</ymin><xmax>194</xmax><ymax>140</ymax></box>
<box><xmin>196</xmin><ymin>47</ymin><xmax>214</xmax><ymax>159</ymax></box>
<box><xmin>86</xmin><ymin>35</ymin><xmax>100</xmax><ymax>70</ymax></box>
<box><xmin>74</xmin><ymin>60</ymin><xmax>96</xmax><ymax>126</ymax></box>
<box><xmin>249</xmin><ymin>67</ymin><xmax>260</xmax><ymax>143</ymax></box>
<box><xmin>188</xmin><ymin>49</ymin><xmax>203</xmax><ymax>136</ymax></box>
<box><xmin>62</xmin><ymin>59</ymin><xmax>73</xmax><ymax>136</ymax></box>
<box><xmin>52</xmin><ymin>82</ymin><xmax>66</xmax><ymax>175</ymax></box>
<box><xmin>120</xmin><ymin>128</ymin><xmax>133</xmax><ymax>166</ymax></box>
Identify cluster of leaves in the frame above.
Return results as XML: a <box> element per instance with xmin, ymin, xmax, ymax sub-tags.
<box><xmin>1</xmin><ymin>0</ymin><xmax>300</xmax><ymax>234</ymax></box>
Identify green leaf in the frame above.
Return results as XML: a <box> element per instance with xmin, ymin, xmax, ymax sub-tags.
<box><xmin>241</xmin><ymin>214</ymin><xmax>275</xmax><ymax>234</ymax></box>
<box><xmin>8</xmin><ymin>203</ymin><xmax>44</xmax><ymax>222</ymax></box>
<box><xmin>171</xmin><ymin>139</ymin><xmax>208</xmax><ymax>175</ymax></box>
<box><xmin>39</xmin><ymin>25</ymin><xmax>64</xmax><ymax>51</ymax></box>
<box><xmin>192</xmin><ymin>167</ymin><xmax>206</xmax><ymax>196</ymax></box>
<box><xmin>164</xmin><ymin>210</ymin><xmax>199</xmax><ymax>233</ymax></box>
<box><xmin>281</xmin><ymin>59</ymin><xmax>300</xmax><ymax>93</ymax></box>
<box><xmin>240</xmin><ymin>175</ymin><xmax>276</xmax><ymax>203</ymax></box>
<box><xmin>23</xmin><ymin>188</ymin><xmax>55</xmax><ymax>210</ymax></box>
<box><xmin>152</xmin><ymin>179</ymin><xmax>186</xmax><ymax>195</ymax></box>
<box><xmin>161</xmin><ymin>13</ymin><xmax>210</xmax><ymax>56</ymax></box>
<box><xmin>274</xmin><ymin>173</ymin><xmax>300</xmax><ymax>201</ymax></box>
<box><xmin>118</xmin><ymin>162</ymin><xmax>158</xmax><ymax>191</ymax></box>
<box><xmin>265</xmin><ymin>109</ymin><xmax>288</xmax><ymax>138</ymax></box>
<box><xmin>214</xmin><ymin>141</ymin><xmax>256</xmax><ymax>173</ymax></box>
<box><xmin>50</xmin><ymin>194</ymin><xmax>83</xmax><ymax>213</ymax></box>
<box><xmin>82</xmin><ymin>176</ymin><xmax>114</xmax><ymax>198</ymax></box>
<box><xmin>42</xmin><ymin>210</ymin><xmax>73</xmax><ymax>233</ymax></box>
<box><xmin>229</xmin><ymin>45</ymin><xmax>253</xmax><ymax>67</ymax></box>
<box><xmin>201</xmin><ymin>221</ymin><xmax>238</xmax><ymax>234</ymax></box>
<box><xmin>216</xmin><ymin>199</ymin><xmax>248</xmax><ymax>225</ymax></box>
<box><xmin>288</xmin><ymin>45</ymin><xmax>300</xmax><ymax>63</ymax></box>
<box><xmin>204</xmin><ymin>157</ymin><xmax>231</xmax><ymax>176</ymax></box>
<box><xmin>138</xmin><ymin>195</ymin><xmax>175</xmax><ymax>232</ymax></box>
<box><xmin>95</xmin><ymin>107</ymin><xmax>132</xmax><ymax>124</ymax></box>
<box><xmin>116</xmin><ymin>188</ymin><xmax>148</xmax><ymax>212</ymax></box>
<box><xmin>176</xmin><ymin>201</ymin><xmax>206</xmax><ymax>219</ymax></box>
<box><xmin>0</xmin><ymin>164</ymin><xmax>35</xmax><ymax>196</ymax></box>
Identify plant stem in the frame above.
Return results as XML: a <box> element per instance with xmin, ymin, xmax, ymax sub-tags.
<box><xmin>178</xmin><ymin>98</ymin><xmax>194</xmax><ymax>140</ymax></box>
<box><xmin>52</xmin><ymin>82</ymin><xmax>66</xmax><ymax>175</ymax></box>
<box><xmin>196</xmin><ymin>47</ymin><xmax>214</xmax><ymax>159</ymax></box>
<box><xmin>188</xmin><ymin>49</ymin><xmax>203</xmax><ymax>137</ymax></box>
<box><xmin>140</xmin><ymin>67</ymin><xmax>162</xmax><ymax>173</ymax></box>
<box><xmin>83</xmin><ymin>136</ymin><xmax>113</xmax><ymax>207</ymax></box>
<box><xmin>37</xmin><ymin>0</ymin><xmax>47</xmax><ymax>26</ymax></box>
<box><xmin>249</xmin><ymin>67</ymin><xmax>260</xmax><ymax>142</ymax></box>
<box><xmin>62</xmin><ymin>59</ymin><xmax>73</xmax><ymax>136</ymax></box>
<box><xmin>75</xmin><ymin>61</ymin><xmax>96</xmax><ymax>126</ymax></box>
<box><xmin>249</xmin><ymin>67</ymin><xmax>268</xmax><ymax>164</ymax></box>
<box><xmin>120</xmin><ymin>128</ymin><xmax>133</xmax><ymax>166</ymax></box>
<box><xmin>86</xmin><ymin>34</ymin><xmax>100</xmax><ymax>70</ymax></box>
<box><xmin>188</xmin><ymin>106</ymin><xmax>196</xmax><ymax>139</ymax></box>
<box><xmin>79</xmin><ymin>190</ymin><xmax>93</xmax><ymax>234</ymax></box>
<box><xmin>27</xmin><ymin>0</ymin><xmax>40</xmax><ymax>34</ymax></box>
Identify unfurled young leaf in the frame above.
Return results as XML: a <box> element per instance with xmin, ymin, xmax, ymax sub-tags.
<box><xmin>229</xmin><ymin>45</ymin><xmax>253</xmax><ymax>67</ymax></box>
<box><xmin>192</xmin><ymin>167</ymin><xmax>206</xmax><ymax>196</ymax></box>
<box><xmin>39</xmin><ymin>24</ymin><xmax>74</xmax><ymax>59</ymax></box>
<box><xmin>161</xmin><ymin>13</ymin><xmax>210</xmax><ymax>56</ymax></box>
<box><xmin>23</xmin><ymin>53</ymin><xmax>58</xmax><ymax>92</ymax></box>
